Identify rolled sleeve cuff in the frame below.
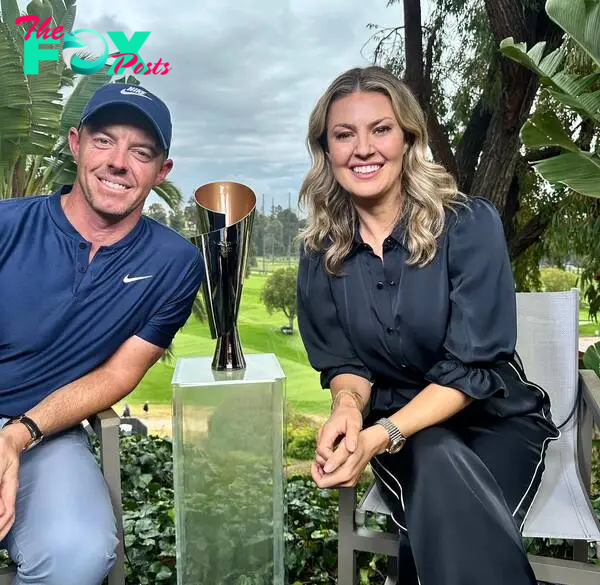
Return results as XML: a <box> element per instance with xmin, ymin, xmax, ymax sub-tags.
<box><xmin>135</xmin><ymin>325</ymin><xmax>174</xmax><ymax>349</ymax></box>
<box><xmin>320</xmin><ymin>365</ymin><xmax>373</xmax><ymax>390</ymax></box>
<box><xmin>424</xmin><ymin>357</ymin><xmax>508</xmax><ymax>400</ymax></box>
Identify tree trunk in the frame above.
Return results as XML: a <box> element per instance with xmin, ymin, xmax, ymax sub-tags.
<box><xmin>508</xmin><ymin>211</ymin><xmax>555</xmax><ymax>259</ymax></box>
<box><xmin>398</xmin><ymin>0</ymin><xmax>563</xmax><ymax>260</ymax></box>
<box><xmin>471</xmin><ymin>0</ymin><xmax>562</xmax><ymax>211</ymax></box>
<box><xmin>403</xmin><ymin>0</ymin><xmax>457</xmax><ymax>177</ymax></box>
<box><xmin>289</xmin><ymin>314</ymin><xmax>295</xmax><ymax>332</ymax></box>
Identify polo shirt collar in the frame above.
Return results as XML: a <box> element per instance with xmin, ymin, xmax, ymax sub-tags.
<box><xmin>47</xmin><ymin>185</ymin><xmax>144</xmax><ymax>249</ymax></box>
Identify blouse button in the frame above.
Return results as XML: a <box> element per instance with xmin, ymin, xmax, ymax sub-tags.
<box><xmin>376</xmin><ymin>281</ymin><xmax>384</xmax><ymax>289</ymax></box>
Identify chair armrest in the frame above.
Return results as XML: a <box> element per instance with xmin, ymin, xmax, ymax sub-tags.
<box><xmin>579</xmin><ymin>370</ymin><xmax>600</xmax><ymax>425</ymax></box>
<box><xmin>87</xmin><ymin>408</ymin><xmax>120</xmax><ymax>438</ymax></box>
<box><xmin>86</xmin><ymin>408</ymin><xmax>126</xmax><ymax>585</ymax></box>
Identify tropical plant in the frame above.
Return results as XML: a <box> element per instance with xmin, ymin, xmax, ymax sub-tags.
<box><xmin>500</xmin><ymin>0</ymin><xmax>600</xmax><ymax>198</ymax></box>
<box><xmin>0</xmin><ymin>0</ymin><xmax>180</xmax><ymax>209</ymax></box>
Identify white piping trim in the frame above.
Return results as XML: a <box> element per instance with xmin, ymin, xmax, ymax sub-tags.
<box><xmin>371</xmin><ymin>456</ymin><xmax>408</xmax><ymax>532</ymax></box>
<box><xmin>507</xmin><ymin>361</ymin><xmax>561</xmax><ymax>531</ymax></box>
<box><xmin>371</xmin><ymin>458</ymin><xmax>421</xmax><ymax>584</ymax></box>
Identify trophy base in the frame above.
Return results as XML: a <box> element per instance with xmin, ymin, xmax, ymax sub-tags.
<box><xmin>212</xmin><ymin>328</ymin><xmax>245</xmax><ymax>370</ymax></box>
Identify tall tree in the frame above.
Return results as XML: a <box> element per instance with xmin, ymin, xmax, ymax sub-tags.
<box><xmin>260</xmin><ymin>267</ymin><xmax>298</xmax><ymax>331</ymax></box>
<box><xmin>371</xmin><ymin>0</ymin><xmax>563</xmax><ymax>266</ymax></box>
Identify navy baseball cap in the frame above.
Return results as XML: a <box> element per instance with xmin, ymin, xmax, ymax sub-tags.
<box><xmin>79</xmin><ymin>83</ymin><xmax>172</xmax><ymax>155</ymax></box>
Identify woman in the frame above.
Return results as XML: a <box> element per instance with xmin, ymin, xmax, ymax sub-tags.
<box><xmin>296</xmin><ymin>65</ymin><xmax>560</xmax><ymax>585</ymax></box>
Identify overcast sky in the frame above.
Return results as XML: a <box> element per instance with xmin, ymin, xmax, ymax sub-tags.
<box><xmin>19</xmin><ymin>0</ymin><xmax>416</xmax><ymax>213</ymax></box>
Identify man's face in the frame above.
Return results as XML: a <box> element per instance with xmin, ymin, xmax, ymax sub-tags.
<box><xmin>68</xmin><ymin>108</ymin><xmax>173</xmax><ymax>221</ymax></box>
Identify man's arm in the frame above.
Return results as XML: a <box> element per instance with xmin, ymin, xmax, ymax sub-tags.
<box><xmin>0</xmin><ymin>335</ymin><xmax>164</xmax><ymax>539</ymax></box>
<box><xmin>2</xmin><ymin>335</ymin><xmax>165</xmax><ymax>450</ymax></box>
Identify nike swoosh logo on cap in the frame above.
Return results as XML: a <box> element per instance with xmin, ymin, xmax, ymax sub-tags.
<box><xmin>123</xmin><ymin>274</ymin><xmax>153</xmax><ymax>283</ymax></box>
<box><xmin>120</xmin><ymin>87</ymin><xmax>152</xmax><ymax>100</ymax></box>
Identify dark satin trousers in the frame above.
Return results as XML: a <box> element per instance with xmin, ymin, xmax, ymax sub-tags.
<box><xmin>367</xmin><ymin>404</ymin><xmax>558</xmax><ymax>585</ymax></box>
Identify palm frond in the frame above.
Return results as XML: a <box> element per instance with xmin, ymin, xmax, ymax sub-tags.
<box><xmin>47</xmin><ymin>0</ymin><xmax>67</xmax><ymax>27</ymax></box>
<box><xmin>0</xmin><ymin>0</ymin><xmax>21</xmax><ymax>25</ymax></box>
<box><xmin>546</xmin><ymin>0</ymin><xmax>600</xmax><ymax>69</ymax></box>
<box><xmin>60</xmin><ymin>67</ymin><xmax>111</xmax><ymax>135</ymax></box>
<box><xmin>0</xmin><ymin>22</ymin><xmax>30</xmax><ymax>140</ymax></box>
<box><xmin>152</xmin><ymin>179</ymin><xmax>183</xmax><ymax>211</ymax></box>
<box><xmin>20</xmin><ymin>60</ymin><xmax>63</xmax><ymax>155</ymax></box>
<box><xmin>191</xmin><ymin>293</ymin><xmax>207</xmax><ymax>322</ymax></box>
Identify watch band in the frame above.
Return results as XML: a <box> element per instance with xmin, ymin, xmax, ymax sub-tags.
<box><xmin>4</xmin><ymin>415</ymin><xmax>44</xmax><ymax>450</ymax></box>
<box><xmin>374</xmin><ymin>417</ymin><xmax>406</xmax><ymax>453</ymax></box>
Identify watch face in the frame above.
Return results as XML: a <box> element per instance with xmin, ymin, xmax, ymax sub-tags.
<box><xmin>387</xmin><ymin>438</ymin><xmax>405</xmax><ymax>454</ymax></box>
<box><xmin>26</xmin><ymin>436</ymin><xmax>43</xmax><ymax>450</ymax></box>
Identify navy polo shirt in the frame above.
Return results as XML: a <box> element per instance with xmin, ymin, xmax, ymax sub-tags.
<box><xmin>0</xmin><ymin>186</ymin><xmax>204</xmax><ymax>416</ymax></box>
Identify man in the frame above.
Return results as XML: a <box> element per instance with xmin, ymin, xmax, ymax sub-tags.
<box><xmin>0</xmin><ymin>83</ymin><xmax>204</xmax><ymax>584</ymax></box>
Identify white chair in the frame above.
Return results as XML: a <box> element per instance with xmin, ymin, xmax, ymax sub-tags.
<box><xmin>338</xmin><ymin>289</ymin><xmax>600</xmax><ymax>585</ymax></box>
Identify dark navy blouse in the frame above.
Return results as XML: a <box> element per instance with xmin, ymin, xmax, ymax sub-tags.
<box><xmin>297</xmin><ymin>196</ymin><xmax>525</xmax><ymax>413</ymax></box>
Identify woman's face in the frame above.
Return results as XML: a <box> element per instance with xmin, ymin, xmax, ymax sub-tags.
<box><xmin>325</xmin><ymin>90</ymin><xmax>407</xmax><ymax>203</ymax></box>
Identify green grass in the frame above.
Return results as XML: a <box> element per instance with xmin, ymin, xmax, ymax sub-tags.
<box><xmin>125</xmin><ymin>272</ymin><xmax>329</xmax><ymax>415</ymax></box>
<box><xmin>579</xmin><ymin>307</ymin><xmax>600</xmax><ymax>336</ymax></box>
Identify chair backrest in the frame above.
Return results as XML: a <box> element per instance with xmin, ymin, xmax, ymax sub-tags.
<box><xmin>515</xmin><ymin>289</ymin><xmax>579</xmax><ymax>428</ymax></box>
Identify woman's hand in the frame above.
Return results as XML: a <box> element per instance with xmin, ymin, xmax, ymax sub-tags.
<box><xmin>314</xmin><ymin>400</ymin><xmax>363</xmax><ymax>470</ymax></box>
<box><xmin>311</xmin><ymin>424</ymin><xmax>389</xmax><ymax>488</ymax></box>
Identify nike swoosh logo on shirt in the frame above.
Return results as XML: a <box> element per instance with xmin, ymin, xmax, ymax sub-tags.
<box><xmin>123</xmin><ymin>274</ymin><xmax>153</xmax><ymax>283</ymax></box>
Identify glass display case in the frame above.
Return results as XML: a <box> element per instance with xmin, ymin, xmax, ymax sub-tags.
<box><xmin>172</xmin><ymin>353</ymin><xmax>286</xmax><ymax>585</ymax></box>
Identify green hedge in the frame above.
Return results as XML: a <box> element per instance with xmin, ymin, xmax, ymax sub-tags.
<box><xmin>2</xmin><ymin>432</ymin><xmax>596</xmax><ymax>581</ymax></box>
<box><xmin>113</xmin><ymin>434</ymin><xmax>599</xmax><ymax>584</ymax></box>
<box><xmin>115</xmin><ymin>434</ymin><xmax>387</xmax><ymax>585</ymax></box>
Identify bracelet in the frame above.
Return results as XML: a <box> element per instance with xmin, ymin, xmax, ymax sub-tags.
<box><xmin>331</xmin><ymin>389</ymin><xmax>366</xmax><ymax>412</ymax></box>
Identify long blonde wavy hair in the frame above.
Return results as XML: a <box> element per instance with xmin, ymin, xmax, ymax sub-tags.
<box><xmin>298</xmin><ymin>66</ymin><xmax>466</xmax><ymax>275</ymax></box>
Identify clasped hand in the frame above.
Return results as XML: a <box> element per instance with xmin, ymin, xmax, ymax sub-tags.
<box><xmin>311</xmin><ymin>404</ymin><xmax>388</xmax><ymax>488</ymax></box>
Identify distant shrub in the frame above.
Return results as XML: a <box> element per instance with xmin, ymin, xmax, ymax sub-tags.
<box><xmin>287</xmin><ymin>410</ymin><xmax>319</xmax><ymax>460</ymax></box>
<box><xmin>540</xmin><ymin>267</ymin><xmax>579</xmax><ymax>292</ymax></box>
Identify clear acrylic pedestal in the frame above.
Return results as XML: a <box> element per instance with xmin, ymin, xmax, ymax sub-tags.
<box><xmin>172</xmin><ymin>353</ymin><xmax>286</xmax><ymax>585</ymax></box>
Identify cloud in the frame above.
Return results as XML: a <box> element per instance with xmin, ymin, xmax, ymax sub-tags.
<box><xmin>39</xmin><ymin>0</ymin><xmax>406</xmax><ymax>209</ymax></box>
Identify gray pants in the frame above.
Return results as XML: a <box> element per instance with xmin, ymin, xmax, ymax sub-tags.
<box><xmin>0</xmin><ymin>419</ymin><xmax>118</xmax><ymax>585</ymax></box>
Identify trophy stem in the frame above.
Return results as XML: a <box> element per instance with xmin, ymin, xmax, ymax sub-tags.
<box><xmin>212</xmin><ymin>327</ymin><xmax>246</xmax><ymax>370</ymax></box>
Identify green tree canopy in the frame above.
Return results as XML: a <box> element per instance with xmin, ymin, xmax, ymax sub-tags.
<box><xmin>260</xmin><ymin>267</ymin><xmax>298</xmax><ymax>332</ymax></box>
<box><xmin>145</xmin><ymin>202</ymin><xmax>169</xmax><ymax>225</ymax></box>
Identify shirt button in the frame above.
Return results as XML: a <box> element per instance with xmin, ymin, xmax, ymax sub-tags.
<box><xmin>386</xmin><ymin>327</ymin><xmax>394</xmax><ymax>334</ymax></box>
<box><xmin>376</xmin><ymin>281</ymin><xmax>384</xmax><ymax>289</ymax></box>
<box><xmin>79</xmin><ymin>242</ymin><xmax>87</xmax><ymax>249</ymax></box>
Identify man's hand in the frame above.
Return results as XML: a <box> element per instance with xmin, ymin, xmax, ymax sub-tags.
<box><xmin>312</xmin><ymin>424</ymin><xmax>389</xmax><ymax>488</ymax></box>
<box><xmin>314</xmin><ymin>399</ymin><xmax>363</xmax><ymax>472</ymax></box>
<box><xmin>0</xmin><ymin>425</ymin><xmax>26</xmax><ymax>540</ymax></box>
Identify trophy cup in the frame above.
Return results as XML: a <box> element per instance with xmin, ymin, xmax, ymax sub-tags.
<box><xmin>191</xmin><ymin>181</ymin><xmax>256</xmax><ymax>370</ymax></box>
